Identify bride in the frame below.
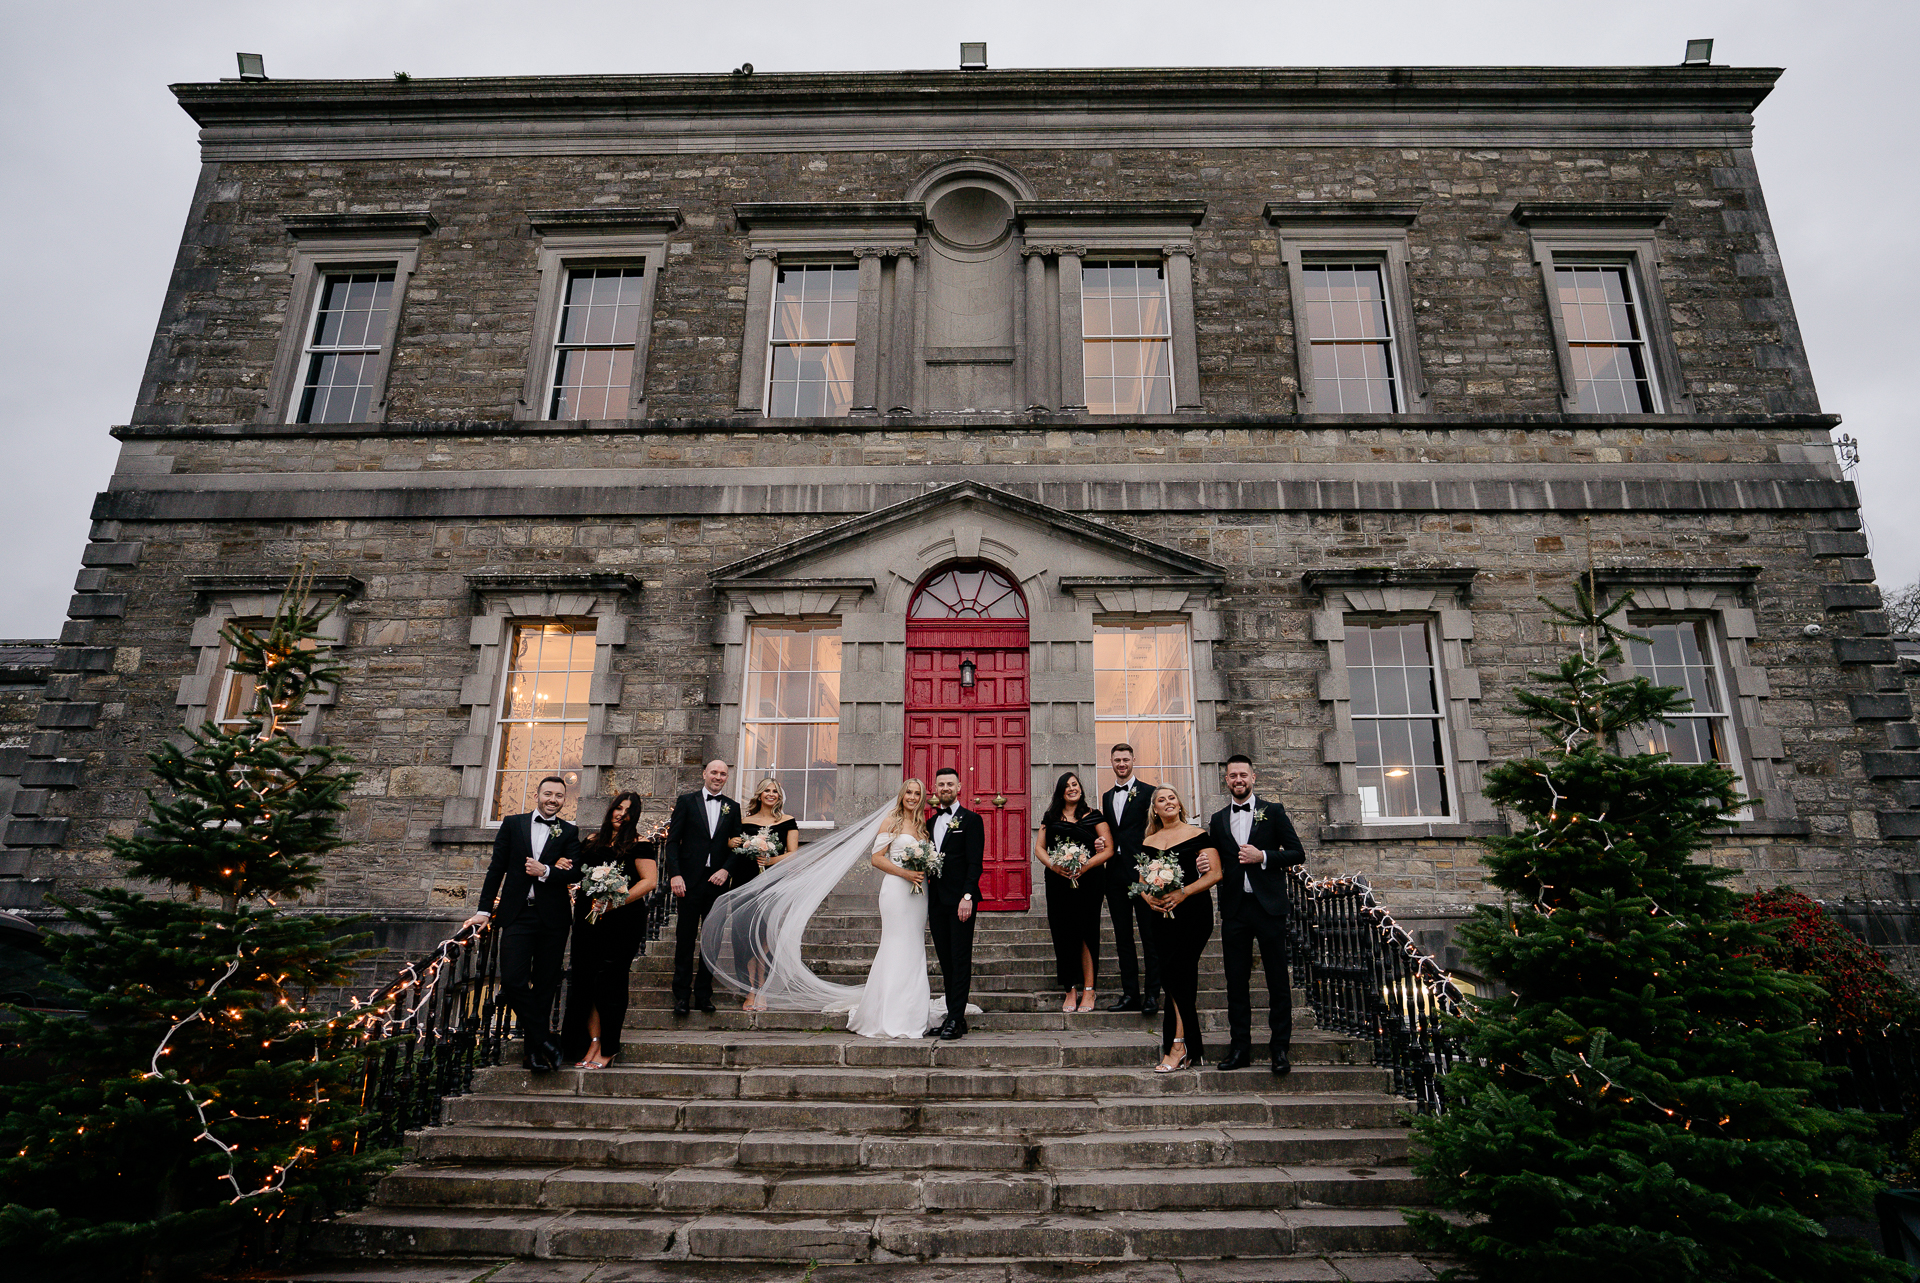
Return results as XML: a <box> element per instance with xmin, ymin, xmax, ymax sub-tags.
<box><xmin>698</xmin><ymin>777</ymin><xmax>971</xmax><ymax>1037</ymax></box>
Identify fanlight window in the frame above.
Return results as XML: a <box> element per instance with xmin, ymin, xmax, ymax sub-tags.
<box><xmin>909</xmin><ymin>566</ymin><xmax>1028</xmax><ymax>620</ymax></box>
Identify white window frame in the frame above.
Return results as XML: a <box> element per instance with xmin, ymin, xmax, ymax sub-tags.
<box><xmin>1078</xmin><ymin>258</ymin><xmax>1177</xmax><ymax>416</ymax></box>
<box><xmin>1526</xmin><ymin>225</ymin><xmax>1692</xmax><ymax>415</ymax></box>
<box><xmin>518</xmin><ymin>214</ymin><xmax>675</xmax><ymax>421</ymax></box>
<box><xmin>763</xmin><ymin>262</ymin><xmax>862</xmax><ymax>420</ymax></box>
<box><xmin>483</xmin><ymin>619</ymin><xmax>598</xmax><ymax>825</ymax></box>
<box><xmin>263</xmin><ymin>233</ymin><xmax>423</xmax><ymax>425</ymax></box>
<box><xmin>1621</xmin><ymin>614</ymin><xmax>1753</xmax><ymax>821</ymax></box>
<box><xmin>177</xmin><ymin>577</ymin><xmax>356</xmax><ymax>745</ymax></box>
<box><xmin>736</xmin><ymin>618</ymin><xmax>844</xmax><ymax>827</ymax></box>
<box><xmin>1268</xmin><ymin>207</ymin><xmax>1430</xmax><ymax>415</ymax></box>
<box><xmin>1342</xmin><ymin>616</ymin><xmax>1458</xmax><ymax>823</ymax></box>
<box><xmin>1092</xmin><ymin>617</ymin><xmax>1200</xmax><ymax>807</ymax></box>
<box><xmin>1295</xmin><ymin>256</ymin><xmax>1413</xmax><ymax>414</ymax></box>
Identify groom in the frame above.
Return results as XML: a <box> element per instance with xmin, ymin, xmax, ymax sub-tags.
<box><xmin>925</xmin><ymin>766</ymin><xmax>984</xmax><ymax>1040</ymax></box>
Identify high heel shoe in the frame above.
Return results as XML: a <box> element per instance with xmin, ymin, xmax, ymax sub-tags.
<box><xmin>1077</xmin><ymin>989</ymin><xmax>1097</xmax><ymax>1013</ymax></box>
<box><xmin>1061</xmin><ymin>989</ymin><xmax>1079</xmax><ymax>1013</ymax></box>
<box><xmin>1153</xmin><ymin>1038</ymin><xmax>1190</xmax><ymax>1074</ymax></box>
<box><xmin>577</xmin><ymin>1036</ymin><xmax>601</xmax><ymax>1069</ymax></box>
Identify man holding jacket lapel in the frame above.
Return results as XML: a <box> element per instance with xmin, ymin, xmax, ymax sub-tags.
<box><xmin>463</xmin><ymin>774</ymin><xmax>581</xmax><ymax>1073</ymax></box>
<box><xmin>662</xmin><ymin>759</ymin><xmax>745</xmax><ymax>1017</ymax></box>
<box><xmin>1203</xmin><ymin>754</ymin><xmax>1306</xmax><ymax>1076</ymax></box>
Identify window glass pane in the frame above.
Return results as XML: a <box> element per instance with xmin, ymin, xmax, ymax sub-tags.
<box><xmin>1345</xmin><ymin>620</ymin><xmax>1450</xmax><ymax>819</ymax></box>
<box><xmin>1628</xmin><ymin>621</ymin><xmax>1735</xmax><ymax>770</ymax></box>
<box><xmin>1555</xmin><ymin>263</ymin><xmax>1657</xmax><ymax>413</ymax></box>
<box><xmin>739</xmin><ymin>621</ymin><xmax>843</xmax><ymax>822</ymax></box>
<box><xmin>1083</xmin><ymin>261</ymin><xmax>1174</xmax><ymax>414</ymax></box>
<box><xmin>1094</xmin><ymin>622</ymin><xmax>1197</xmax><ymax>804</ymax></box>
<box><xmin>767</xmin><ymin>265</ymin><xmax>858</xmax><ymax>418</ymax></box>
<box><xmin>490</xmin><ymin>620</ymin><xmax>594</xmax><ymax>822</ymax></box>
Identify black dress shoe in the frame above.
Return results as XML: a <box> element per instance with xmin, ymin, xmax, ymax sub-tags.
<box><xmin>672</xmin><ymin>1001</ymin><xmax>690</xmax><ymax>1017</ymax></box>
<box><xmin>1216</xmin><ymin>1047</ymin><xmax>1252</xmax><ymax>1071</ymax></box>
<box><xmin>696</xmin><ymin>1001</ymin><xmax>717</xmax><ymax>1014</ymax></box>
<box><xmin>1271</xmin><ymin>1051</ymin><xmax>1292</xmax><ymax>1077</ymax></box>
<box><xmin>1141</xmin><ymin>998</ymin><xmax>1158</xmax><ymax>1019</ymax></box>
<box><xmin>939</xmin><ymin>1019</ymin><xmax>967</xmax><ymax>1041</ymax></box>
<box><xmin>926</xmin><ymin>1018</ymin><xmax>953</xmax><ymax>1039</ymax></box>
<box><xmin>526</xmin><ymin>1041</ymin><xmax>559</xmax><ymax>1074</ymax></box>
<box><xmin>1107</xmin><ymin>994</ymin><xmax>1142</xmax><ymax>1012</ymax></box>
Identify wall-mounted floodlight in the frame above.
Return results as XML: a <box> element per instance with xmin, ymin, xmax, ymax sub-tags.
<box><xmin>236</xmin><ymin>52</ymin><xmax>267</xmax><ymax>80</ymax></box>
<box><xmin>960</xmin><ymin>43</ymin><xmax>987</xmax><ymax>70</ymax></box>
<box><xmin>1682</xmin><ymin>39</ymin><xmax>1713</xmax><ymax>65</ymax></box>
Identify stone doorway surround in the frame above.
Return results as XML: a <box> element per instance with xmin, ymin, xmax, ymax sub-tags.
<box><xmin>710</xmin><ymin>482</ymin><xmax>1228</xmax><ymax>834</ymax></box>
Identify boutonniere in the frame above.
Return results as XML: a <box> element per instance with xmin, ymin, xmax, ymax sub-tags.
<box><xmin>545</xmin><ymin>820</ymin><xmax>565</xmax><ymax>839</ymax></box>
<box><xmin>946</xmin><ymin>813</ymin><xmax>964</xmax><ymax>833</ymax></box>
<box><xmin>720</xmin><ymin>801</ymin><xmax>733</xmax><ymax>817</ymax></box>
<box><xmin>1255</xmin><ymin>805</ymin><xmax>1275</xmax><ymax>825</ymax></box>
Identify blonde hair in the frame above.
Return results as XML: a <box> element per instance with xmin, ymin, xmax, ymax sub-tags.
<box><xmin>746</xmin><ymin>777</ymin><xmax>785</xmax><ymax>818</ymax></box>
<box><xmin>1143</xmin><ymin>786</ymin><xmax>1190</xmax><ymax>837</ymax></box>
<box><xmin>882</xmin><ymin>778</ymin><xmax>928</xmax><ymax>839</ymax></box>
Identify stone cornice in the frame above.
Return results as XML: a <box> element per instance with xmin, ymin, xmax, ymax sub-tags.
<box><xmin>1589</xmin><ymin>565</ymin><xmax>1763</xmax><ymax>587</ymax></box>
<box><xmin>1511</xmin><ymin>201</ymin><xmax>1673</xmax><ymax>228</ymax></box>
<box><xmin>1302</xmin><ymin>567</ymin><xmax>1478</xmax><ymax>598</ymax></box>
<box><xmin>283</xmin><ymin>211</ymin><xmax>438</xmax><ymax>238</ymax></box>
<box><xmin>734</xmin><ymin>202</ymin><xmax>926</xmax><ymax>231</ymax></box>
<box><xmin>1264</xmin><ymin>201</ymin><xmax>1424</xmax><ymax>227</ymax></box>
<box><xmin>1015</xmin><ymin>201</ymin><xmax>1207</xmax><ymax>227</ymax></box>
<box><xmin>176</xmin><ymin>67</ymin><xmax>1782</xmax><ymax>161</ymax></box>
<box><xmin>465</xmin><ymin>571</ymin><xmax>643</xmax><ymax>598</ymax></box>
<box><xmin>183</xmin><ymin>573</ymin><xmax>365</xmax><ymax>602</ymax></box>
<box><xmin>527</xmin><ymin>207</ymin><xmax>684</xmax><ymax>235</ymax></box>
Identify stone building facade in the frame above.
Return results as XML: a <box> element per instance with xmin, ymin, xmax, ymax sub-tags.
<box><xmin>5</xmin><ymin>63</ymin><xmax>1915</xmax><ymax>972</ymax></box>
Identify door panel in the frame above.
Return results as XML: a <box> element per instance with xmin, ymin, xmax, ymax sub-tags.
<box><xmin>903</xmin><ymin>640</ymin><xmax>1031</xmax><ymax>910</ymax></box>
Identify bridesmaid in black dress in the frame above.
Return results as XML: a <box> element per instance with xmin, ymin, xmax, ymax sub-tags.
<box><xmin>731</xmin><ymin>777</ymin><xmax>799</xmax><ymax>1011</ymax></box>
<box><xmin>1033</xmin><ymin>772</ymin><xmax>1114</xmax><ymax>1012</ymax></box>
<box><xmin>561</xmin><ymin>791</ymin><xmax>658</xmax><ymax>1068</ymax></box>
<box><xmin>1138</xmin><ymin>786</ymin><xmax>1223</xmax><ymax>1072</ymax></box>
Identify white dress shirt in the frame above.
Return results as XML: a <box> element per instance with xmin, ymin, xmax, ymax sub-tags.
<box><xmin>526</xmin><ymin>812</ymin><xmax>555</xmax><ymax>901</ymax></box>
<box><xmin>1110</xmin><ymin>782</ymin><xmax>1131</xmax><ymax>824</ymax></box>
<box><xmin>1229</xmin><ymin>798</ymin><xmax>1264</xmax><ymax>892</ymax></box>
<box><xmin>933</xmin><ymin>803</ymin><xmax>957</xmax><ymax>847</ymax></box>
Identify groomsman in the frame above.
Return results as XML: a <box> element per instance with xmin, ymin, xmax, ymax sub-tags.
<box><xmin>463</xmin><ymin>775</ymin><xmax>581</xmax><ymax>1072</ymax></box>
<box><xmin>925</xmin><ymin>766</ymin><xmax>985</xmax><ymax>1040</ymax></box>
<box><xmin>663</xmin><ymin>759</ymin><xmax>746</xmax><ymax>1016</ymax></box>
<box><xmin>1204</xmin><ymin>754</ymin><xmax>1306</xmax><ymax>1075</ymax></box>
<box><xmin>1099</xmin><ymin>743</ymin><xmax>1160</xmax><ymax>1018</ymax></box>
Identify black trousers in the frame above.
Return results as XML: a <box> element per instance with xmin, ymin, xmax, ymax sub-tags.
<box><xmin>1103</xmin><ymin>858</ymin><xmax>1161</xmax><ymax>1000</ymax></box>
<box><xmin>928</xmin><ymin>899</ymin><xmax>976</xmax><ymax>1024</ymax></box>
<box><xmin>672</xmin><ymin>876</ymin><xmax>724</xmax><ymax>1004</ymax></box>
<box><xmin>1221</xmin><ymin>895</ymin><xmax>1293</xmax><ymax>1052</ymax></box>
<box><xmin>499</xmin><ymin>913</ymin><xmax>567</xmax><ymax>1054</ymax></box>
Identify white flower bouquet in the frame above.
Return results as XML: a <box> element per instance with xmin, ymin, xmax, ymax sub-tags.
<box><xmin>897</xmin><ymin>838</ymin><xmax>944</xmax><ymax>893</ymax></box>
<box><xmin>742</xmin><ymin>832</ymin><xmax>781</xmax><ymax>868</ymax></box>
<box><xmin>1130</xmin><ymin>853</ymin><xmax>1185</xmax><ymax>918</ymax></box>
<box><xmin>580</xmin><ymin>862</ymin><xmax>630</xmax><ymax>923</ymax></box>
<box><xmin>1049</xmin><ymin>840</ymin><xmax>1093</xmax><ymax>889</ymax></box>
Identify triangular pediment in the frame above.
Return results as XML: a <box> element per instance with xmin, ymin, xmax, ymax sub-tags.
<box><xmin>710</xmin><ymin>481</ymin><xmax>1226</xmax><ymax>591</ymax></box>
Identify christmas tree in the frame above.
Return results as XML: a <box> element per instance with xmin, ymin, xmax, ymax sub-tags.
<box><xmin>1410</xmin><ymin>583</ymin><xmax>1897</xmax><ymax>1282</ymax></box>
<box><xmin>0</xmin><ymin>575</ymin><xmax>387</xmax><ymax>1282</ymax></box>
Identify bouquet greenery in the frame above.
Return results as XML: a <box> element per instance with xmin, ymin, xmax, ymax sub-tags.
<box><xmin>898</xmin><ymin>838</ymin><xmax>943</xmax><ymax>893</ymax></box>
<box><xmin>580</xmin><ymin>862</ymin><xmax>630</xmax><ymax>923</ymax></box>
<box><xmin>1049</xmin><ymin>840</ymin><xmax>1093</xmax><ymax>889</ymax></box>
<box><xmin>1129</xmin><ymin>852</ymin><xmax>1184</xmax><ymax>917</ymax></box>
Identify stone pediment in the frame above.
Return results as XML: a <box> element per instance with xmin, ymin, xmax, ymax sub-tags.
<box><xmin>710</xmin><ymin>480</ymin><xmax>1225</xmax><ymax>609</ymax></box>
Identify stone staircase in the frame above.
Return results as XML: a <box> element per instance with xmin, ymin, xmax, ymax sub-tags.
<box><xmin>310</xmin><ymin>905</ymin><xmax>1443</xmax><ymax>1278</ymax></box>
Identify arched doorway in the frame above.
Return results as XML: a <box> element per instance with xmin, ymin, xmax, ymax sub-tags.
<box><xmin>903</xmin><ymin>563</ymin><xmax>1031</xmax><ymax>910</ymax></box>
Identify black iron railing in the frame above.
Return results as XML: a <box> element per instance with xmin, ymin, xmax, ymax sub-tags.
<box><xmin>1813</xmin><ymin>1026</ymin><xmax>1920</xmax><ymax>1136</ymax></box>
<box><xmin>351</xmin><ymin>888</ymin><xmax>677</xmax><ymax>1149</ymax></box>
<box><xmin>1284</xmin><ymin>869</ymin><xmax>1466</xmax><ymax>1114</ymax></box>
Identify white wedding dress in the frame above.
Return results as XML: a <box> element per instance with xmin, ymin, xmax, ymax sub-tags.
<box><xmin>697</xmin><ymin>805</ymin><xmax>974</xmax><ymax>1038</ymax></box>
<box><xmin>843</xmin><ymin>832</ymin><xmax>935</xmax><ymax>1039</ymax></box>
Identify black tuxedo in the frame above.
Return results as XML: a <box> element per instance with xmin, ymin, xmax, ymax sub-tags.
<box><xmin>478</xmin><ymin>811</ymin><xmax>582</xmax><ymax>1060</ymax></box>
<box><xmin>1099</xmin><ymin>777</ymin><xmax>1161</xmax><ymax>1002</ymax></box>
<box><xmin>927</xmin><ymin>801</ymin><xmax>985</xmax><ymax>1024</ymax></box>
<box><xmin>663</xmin><ymin>789</ymin><xmax>744</xmax><ymax>1007</ymax></box>
<box><xmin>1207</xmin><ymin>795</ymin><xmax>1306</xmax><ymax>1053</ymax></box>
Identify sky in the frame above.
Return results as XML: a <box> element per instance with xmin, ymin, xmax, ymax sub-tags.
<box><xmin>1</xmin><ymin>0</ymin><xmax>1914</xmax><ymax>638</ymax></box>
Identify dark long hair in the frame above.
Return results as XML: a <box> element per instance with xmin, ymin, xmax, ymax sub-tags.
<box><xmin>1042</xmin><ymin>772</ymin><xmax>1093</xmax><ymax>825</ymax></box>
<box><xmin>588</xmin><ymin>791</ymin><xmax>644</xmax><ymax>855</ymax></box>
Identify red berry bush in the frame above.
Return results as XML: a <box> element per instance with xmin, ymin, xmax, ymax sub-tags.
<box><xmin>1737</xmin><ymin>887</ymin><xmax>1916</xmax><ymax>1035</ymax></box>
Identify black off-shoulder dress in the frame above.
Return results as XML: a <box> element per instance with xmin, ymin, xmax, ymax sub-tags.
<box><xmin>559</xmin><ymin>838</ymin><xmax>655</xmax><ymax>1062</ymax></box>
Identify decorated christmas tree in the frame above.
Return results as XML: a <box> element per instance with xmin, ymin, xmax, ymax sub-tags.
<box><xmin>0</xmin><ymin>576</ymin><xmax>387</xmax><ymax>1282</ymax></box>
<box><xmin>1410</xmin><ymin>583</ymin><xmax>1897</xmax><ymax>1282</ymax></box>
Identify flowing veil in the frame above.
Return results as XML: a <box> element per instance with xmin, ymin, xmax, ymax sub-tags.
<box><xmin>697</xmin><ymin>804</ymin><xmax>890</xmax><ymax>1011</ymax></box>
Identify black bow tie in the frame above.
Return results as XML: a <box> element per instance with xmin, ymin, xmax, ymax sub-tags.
<box><xmin>1231</xmin><ymin>802</ymin><xmax>1252</xmax><ymax>813</ymax></box>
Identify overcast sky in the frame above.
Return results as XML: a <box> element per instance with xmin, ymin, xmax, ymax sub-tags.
<box><xmin>1</xmin><ymin>0</ymin><xmax>1913</xmax><ymax>638</ymax></box>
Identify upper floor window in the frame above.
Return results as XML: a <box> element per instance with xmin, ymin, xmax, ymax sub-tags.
<box><xmin>211</xmin><ymin>622</ymin><xmax>318</xmax><ymax>730</ymax></box>
<box><xmin>1346</xmin><ymin>620</ymin><xmax>1452</xmax><ymax>821</ymax></box>
<box><xmin>488</xmin><ymin>620</ymin><xmax>594</xmax><ymax>822</ymax></box>
<box><xmin>767</xmin><ymin>264</ymin><xmax>859</xmax><ymax>417</ymax></box>
<box><xmin>547</xmin><ymin>266</ymin><xmax>649</xmax><ymax>419</ymax></box>
<box><xmin>1082</xmin><ymin>261</ymin><xmax>1173</xmax><ymax>415</ymax></box>
<box><xmin>738</xmin><ymin>621</ymin><xmax>842</xmax><ymax>823</ymax></box>
<box><xmin>1625</xmin><ymin>620</ymin><xmax>1740</xmax><ymax>778</ymax></box>
<box><xmin>1552</xmin><ymin>261</ymin><xmax>1660</xmax><ymax>413</ymax></box>
<box><xmin>296</xmin><ymin>271</ymin><xmax>396</xmax><ymax>423</ymax></box>
<box><xmin>1093</xmin><ymin>620</ymin><xmax>1197</xmax><ymax>805</ymax></box>
<box><xmin>1301</xmin><ymin>261</ymin><xmax>1405</xmax><ymax>413</ymax></box>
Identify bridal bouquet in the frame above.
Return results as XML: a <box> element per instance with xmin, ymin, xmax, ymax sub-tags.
<box><xmin>1130</xmin><ymin>853</ymin><xmax>1185</xmax><ymax>918</ymax></box>
<box><xmin>1049</xmin><ymin>840</ymin><xmax>1093</xmax><ymax>889</ymax></box>
<box><xmin>580</xmin><ymin>863</ymin><xmax>631</xmax><ymax>923</ymax></box>
<box><xmin>898</xmin><ymin>838</ymin><xmax>943</xmax><ymax>894</ymax></box>
<box><xmin>742</xmin><ymin>832</ymin><xmax>781</xmax><ymax>868</ymax></box>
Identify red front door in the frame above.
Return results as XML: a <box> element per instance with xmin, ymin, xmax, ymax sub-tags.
<box><xmin>904</xmin><ymin>636</ymin><xmax>1031</xmax><ymax>910</ymax></box>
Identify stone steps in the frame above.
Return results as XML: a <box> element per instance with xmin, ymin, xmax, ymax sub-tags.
<box><xmin>322</xmin><ymin>921</ymin><xmax>1438</xmax><ymax>1270</ymax></box>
